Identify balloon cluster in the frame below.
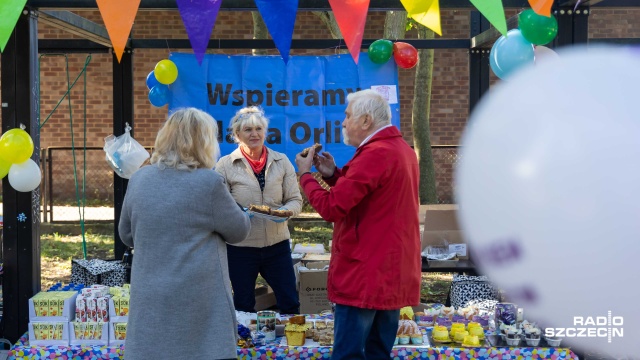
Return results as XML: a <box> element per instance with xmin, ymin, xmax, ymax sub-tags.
<box><xmin>0</xmin><ymin>127</ymin><xmax>41</xmax><ymax>192</ymax></box>
<box><xmin>367</xmin><ymin>40</ymin><xmax>418</xmax><ymax>69</ymax></box>
<box><xmin>490</xmin><ymin>9</ymin><xmax>559</xmax><ymax>79</ymax></box>
<box><xmin>146</xmin><ymin>59</ymin><xmax>178</xmax><ymax>107</ymax></box>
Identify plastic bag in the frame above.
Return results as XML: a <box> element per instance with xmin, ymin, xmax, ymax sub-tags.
<box><xmin>104</xmin><ymin>123</ymin><xmax>149</xmax><ymax>179</ymax></box>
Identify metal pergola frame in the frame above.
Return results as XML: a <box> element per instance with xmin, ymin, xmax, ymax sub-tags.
<box><xmin>1</xmin><ymin>0</ymin><xmax>636</xmax><ymax>342</ymax></box>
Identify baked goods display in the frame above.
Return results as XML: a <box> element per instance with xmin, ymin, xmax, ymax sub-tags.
<box><xmin>248</xmin><ymin>204</ymin><xmax>294</xmax><ymax>218</ymax></box>
<box><xmin>300</xmin><ymin>143</ymin><xmax>322</xmax><ymax>158</ymax></box>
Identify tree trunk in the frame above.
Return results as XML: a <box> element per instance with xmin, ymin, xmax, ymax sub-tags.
<box><xmin>384</xmin><ymin>11</ymin><xmax>407</xmax><ymax>39</ymax></box>
<box><xmin>412</xmin><ymin>24</ymin><xmax>438</xmax><ymax>204</ymax></box>
<box><xmin>251</xmin><ymin>11</ymin><xmax>268</xmax><ymax>56</ymax></box>
<box><xmin>312</xmin><ymin>12</ymin><xmax>348</xmax><ymax>54</ymax></box>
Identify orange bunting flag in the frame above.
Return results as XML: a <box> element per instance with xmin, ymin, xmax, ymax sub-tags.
<box><xmin>328</xmin><ymin>0</ymin><xmax>371</xmax><ymax>64</ymax></box>
<box><xmin>96</xmin><ymin>0</ymin><xmax>141</xmax><ymax>62</ymax></box>
<box><xmin>528</xmin><ymin>0</ymin><xmax>554</xmax><ymax>17</ymax></box>
<box><xmin>400</xmin><ymin>0</ymin><xmax>442</xmax><ymax>36</ymax></box>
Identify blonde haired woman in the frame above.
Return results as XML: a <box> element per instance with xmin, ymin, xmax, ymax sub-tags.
<box><xmin>119</xmin><ymin>107</ymin><xmax>250</xmax><ymax>359</ymax></box>
<box><xmin>216</xmin><ymin>106</ymin><xmax>303</xmax><ymax>314</ymax></box>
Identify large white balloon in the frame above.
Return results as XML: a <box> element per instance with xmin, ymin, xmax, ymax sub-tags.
<box><xmin>456</xmin><ymin>46</ymin><xmax>639</xmax><ymax>358</ymax></box>
<box><xmin>8</xmin><ymin>159</ymin><xmax>41</xmax><ymax>192</ymax></box>
<box><xmin>534</xmin><ymin>45</ymin><xmax>559</xmax><ymax>64</ymax></box>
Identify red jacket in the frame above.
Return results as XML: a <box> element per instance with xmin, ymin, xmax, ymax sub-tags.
<box><xmin>300</xmin><ymin>126</ymin><xmax>421</xmax><ymax>309</ymax></box>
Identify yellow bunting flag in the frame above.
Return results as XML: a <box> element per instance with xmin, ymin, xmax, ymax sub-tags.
<box><xmin>528</xmin><ymin>0</ymin><xmax>554</xmax><ymax>17</ymax></box>
<box><xmin>401</xmin><ymin>0</ymin><xmax>442</xmax><ymax>36</ymax></box>
<box><xmin>96</xmin><ymin>0</ymin><xmax>141</xmax><ymax>62</ymax></box>
<box><xmin>469</xmin><ymin>0</ymin><xmax>507</xmax><ymax>36</ymax></box>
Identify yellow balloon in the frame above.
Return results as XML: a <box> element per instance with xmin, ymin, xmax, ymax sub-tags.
<box><xmin>154</xmin><ymin>59</ymin><xmax>178</xmax><ymax>85</ymax></box>
<box><xmin>0</xmin><ymin>128</ymin><xmax>34</xmax><ymax>164</ymax></box>
<box><xmin>0</xmin><ymin>157</ymin><xmax>10</xmax><ymax>178</ymax></box>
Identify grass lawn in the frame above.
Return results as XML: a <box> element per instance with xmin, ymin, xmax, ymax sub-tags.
<box><xmin>39</xmin><ymin>222</ymin><xmax>452</xmax><ymax>304</ymax></box>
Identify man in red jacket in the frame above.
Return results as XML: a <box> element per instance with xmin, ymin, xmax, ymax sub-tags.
<box><xmin>295</xmin><ymin>89</ymin><xmax>421</xmax><ymax>359</ymax></box>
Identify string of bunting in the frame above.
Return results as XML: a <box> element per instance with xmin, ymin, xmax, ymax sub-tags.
<box><xmin>0</xmin><ymin>0</ymin><xmax>563</xmax><ymax>64</ymax></box>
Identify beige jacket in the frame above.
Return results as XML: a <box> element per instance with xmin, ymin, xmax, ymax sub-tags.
<box><xmin>215</xmin><ymin>147</ymin><xmax>303</xmax><ymax>248</ymax></box>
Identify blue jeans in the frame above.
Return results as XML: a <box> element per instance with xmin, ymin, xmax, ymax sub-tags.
<box><xmin>332</xmin><ymin>304</ymin><xmax>399</xmax><ymax>360</ymax></box>
<box><xmin>226</xmin><ymin>240</ymin><xmax>300</xmax><ymax>314</ymax></box>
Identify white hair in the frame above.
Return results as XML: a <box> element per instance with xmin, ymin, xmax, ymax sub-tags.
<box><xmin>230</xmin><ymin>106</ymin><xmax>269</xmax><ymax>143</ymax></box>
<box><xmin>346</xmin><ymin>89</ymin><xmax>391</xmax><ymax>127</ymax></box>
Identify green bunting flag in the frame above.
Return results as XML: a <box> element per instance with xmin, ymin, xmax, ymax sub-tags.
<box><xmin>0</xmin><ymin>0</ymin><xmax>28</xmax><ymax>52</ymax></box>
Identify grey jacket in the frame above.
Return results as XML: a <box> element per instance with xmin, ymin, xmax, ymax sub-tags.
<box><xmin>118</xmin><ymin>164</ymin><xmax>250</xmax><ymax>359</ymax></box>
<box><xmin>215</xmin><ymin>147</ymin><xmax>303</xmax><ymax>248</ymax></box>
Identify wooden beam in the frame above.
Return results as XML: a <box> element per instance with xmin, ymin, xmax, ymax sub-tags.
<box><xmin>36</xmin><ymin>10</ymin><xmax>111</xmax><ymax>47</ymax></box>
<box><xmin>470</xmin><ymin>15</ymin><xmax>520</xmax><ymax>49</ymax></box>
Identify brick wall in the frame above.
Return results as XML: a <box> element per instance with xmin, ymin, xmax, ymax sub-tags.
<box><xmin>1</xmin><ymin>8</ymin><xmax>639</xmax><ymax>203</ymax></box>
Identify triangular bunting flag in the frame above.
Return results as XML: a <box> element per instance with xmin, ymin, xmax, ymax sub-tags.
<box><xmin>0</xmin><ymin>0</ymin><xmax>27</xmax><ymax>52</ymax></box>
<box><xmin>255</xmin><ymin>0</ymin><xmax>298</xmax><ymax>64</ymax></box>
<box><xmin>96</xmin><ymin>0</ymin><xmax>141</xmax><ymax>63</ymax></box>
<box><xmin>528</xmin><ymin>0</ymin><xmax>554</xmax><ymax>17</ymax></box>
<box><xmin>177</xmin><ymin>0</ymin><xmax>222</xmax><ymax>65</ymax></box>
<box><xmin>469</xmin><ymin>0</ymin><xmax>507</xmax><ymax>36</ymax></box>
<box><xmin>328</xmin><ymin>0</ymin><xmax>371</xmax><ymax>64</ymax></box>
<box><xmin>401</xmin><ymin>0</ymin><xmax>442</xmax><ymax>36</ymax></box>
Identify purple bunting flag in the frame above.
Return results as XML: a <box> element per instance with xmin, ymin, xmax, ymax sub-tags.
<box><xmin>177</xmin><ymin>0</ymin><xmax>222</xmax><ymax>65</ymax></box>
<box><xmin>255</xmin><ymin>0</ymin><xmax>299</xmax><ymax>63</ymax></box>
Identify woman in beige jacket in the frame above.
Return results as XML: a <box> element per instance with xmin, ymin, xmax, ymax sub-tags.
<box><xmin>215</xmin><ymin>106</ymin><xmax>303</xmax><ymax>314</ymax></box>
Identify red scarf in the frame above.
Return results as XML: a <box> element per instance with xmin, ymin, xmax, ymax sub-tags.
<box><xmin>240</xmin><ymin>146</ymin><xmax>268</xmax><ymax>174</ymax></box>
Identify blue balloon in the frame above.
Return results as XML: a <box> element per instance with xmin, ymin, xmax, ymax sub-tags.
<box><xmin>489</xmin><ymin>29</ymin><xmax>535</xmax><ymax>80</ymax></box>
<box><xmin>146</xmin><ymin>71</ymin><xmax>160</xmax><ymax>90</ymax></box>
<box><xmin>148</xmin><ymin>84</ymin><xmax>170</xmax><ymax>107</ymax></box>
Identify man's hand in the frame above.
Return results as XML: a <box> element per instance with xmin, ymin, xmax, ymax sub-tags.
<box><xmin>313</xmin><ymin>151</ymin><xmax>336</xmax><ymax>178</ymax></box>
<box><xmin>295</xmin><ymin>146</ymin><xmax>315</xmax><ymax>176</ymax></box>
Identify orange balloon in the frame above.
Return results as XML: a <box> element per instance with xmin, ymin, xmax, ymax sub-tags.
<box><xmin>393</xmin><ymin>42</ymin><xmax>419</xmax><ymax>69</ymax></box>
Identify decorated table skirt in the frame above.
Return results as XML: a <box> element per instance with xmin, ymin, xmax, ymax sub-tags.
<box><xmin>9</xmin><ymin>333</ymin><xmax>578</xmax><ymax>360</ymax></box>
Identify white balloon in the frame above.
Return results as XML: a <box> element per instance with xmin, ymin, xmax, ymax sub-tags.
<box><xmin>456</xmin><ymin>46</ymin><xmax>639</xmax><ymax>358</ymax></box>
<box><xmin>8</xmin><ymin>159</ymin><xmax>41</xmax><ymax>192</ymax></box>
<box><xmin>534</xmin><ymin>45</ymin><xmax>559</xmax><ymax>64</ymax></box>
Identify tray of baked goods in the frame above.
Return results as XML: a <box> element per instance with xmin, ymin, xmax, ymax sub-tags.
<box><xmin>430</xmin><ymin>324</ymin><xmax>491</xmax><ymax>348</ymax></box>
<box><xmin>247</xmin><ymin>204</ymin><xmax>294</xmax><ymax>221</ymax></box>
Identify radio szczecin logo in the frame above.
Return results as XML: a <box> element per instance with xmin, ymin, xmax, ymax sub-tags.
<box><xmin>545</xmin><ymin>311</ymin><xmax>623</xmax><ymax>343</ymax></box>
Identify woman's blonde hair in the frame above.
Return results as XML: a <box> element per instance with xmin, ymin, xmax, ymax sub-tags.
<box><xmin>150</xmin><ymin>107</ymin><xmax>220</xmax><ymax>170</ymax></box>
<box><xmin>229</xmin><ymin>106</ymin><xmax>269</xmax><ymax>143</ymax></box>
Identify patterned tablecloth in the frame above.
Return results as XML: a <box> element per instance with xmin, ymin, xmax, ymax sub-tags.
<box><xmin>8</xmin><ymin>334</ymin><xmax>578</xmax><ymax>360</ymax></box>
<box><xmin>8</xmin><ymin>314</ymin><xmax>577</xmax><ymax>360</ymax></box>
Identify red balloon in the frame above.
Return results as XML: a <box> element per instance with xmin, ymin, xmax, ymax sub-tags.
<box><xmin>393</xmin><ymin>42</ymin><xmax>418</xmax><ymax>69</ymax></box>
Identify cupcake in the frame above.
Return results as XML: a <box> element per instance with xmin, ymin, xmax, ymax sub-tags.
<box><xmin>469</xmin><ymin>326</ymin><xmax>485</xmax><ymax>339</ymax></box>
<box><xmin>411</xmin><ymin>334</ymin><xmax>423</xmax><ymax>345</ymax></box>
<box><xmin>462</xmin><ymin>334</ymin><xmax>480</xmax><ymax>347</ymax></box>
<box><xmin>453</xmin><ymin>330</ymin><xmax>469</xmax><ymax>343</ymax></box>
<box><xmin>440</xmin><ymin>307</ymin><xmax>454</xmax><ymax>319</ymax></box>
<box><xmin>525</xmin><ymin>328</ymin><xmax>541</xmax><ymax>346</ymax></box>
<box><xmin>432</xmin><ymin>326</ymin><xmax>449</xmax><ymax>342</ymax></box>
<box><xmin>398</xmin><ymin>335</ymin><xmax>410</xmax><ymax>345</ymax></box>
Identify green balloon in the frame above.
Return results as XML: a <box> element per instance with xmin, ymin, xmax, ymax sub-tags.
<box><xmin>518</xmin><ymin>9</ymin><xmax>558</xmax><ymax>45</ymax></box>
<box><xmin>368</xmin><ymin>39</ymin><xmax>393</xmax><ymax>64</ymax></box>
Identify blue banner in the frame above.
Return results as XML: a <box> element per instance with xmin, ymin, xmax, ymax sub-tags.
<box><xmin>168</xmin><ymin>53</ymin><xmax>400</xmax><ymax>168</ymax></box>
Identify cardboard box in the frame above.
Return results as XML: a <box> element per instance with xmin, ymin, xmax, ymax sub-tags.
<box><xmin>298</xmin><ymin>261</ymin><xmax>331</xmax><ymax>314</ymax></box>
<box><xmin>255</xmin><ymin>286</ymin><xmax>277</xmax><ymax>311</ymax></box>
<box><xmin>109</xmin><ymin>322</ymin><xmax>128</xmax><ymax>346</ymax></box>
<box><xmin>29</xmin><ymin>292</ymin><xmax>78</xmax><ymax>322</ymax></box>
<box><xmin>421</xmin><ymin>204</ymin><xmax>468</xmax><ymax>259</ymax></box>
<box><xmin>69</xmin><ymin>321</ymin><xmax>109</xmax><ymax>346</ymax></box>
<box><xmin>28</xmin><ymin>321</ymin><xmax>69</xmax><ymax>346</ymax></box>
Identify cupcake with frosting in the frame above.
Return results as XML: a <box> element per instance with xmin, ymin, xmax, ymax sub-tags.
<box><xmin>411</xmin><ymin>334</ymin><xmax>423</xmax><ymax>345</ymax></box>
<box><xmin>432</xmin><ymin>326</ymin><xmax>449</xmax><ymax>342</ymax></box>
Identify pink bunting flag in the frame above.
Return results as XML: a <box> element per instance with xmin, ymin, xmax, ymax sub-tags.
<box><xmin>328</xmin><ymin>0</ymin><xmax>371</xmax><ymax>64</ymax></box>
<box><xmin>177</xmin><ymin>0</ymin><xmax>222</xmax><ymax>65</ymax></box>
<box><xmin>0</xmin><ymin>0</ymin><xmax>28</xmax><ymax>52</ymax></box>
